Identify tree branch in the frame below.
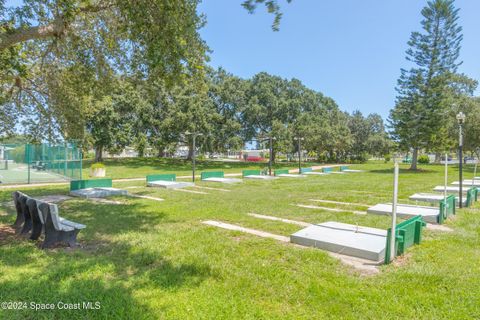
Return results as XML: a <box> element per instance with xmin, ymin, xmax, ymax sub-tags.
<box><xmin>0</xmin><ymin>3</ymin><xmax>113</xmax><ymax>50</ymax></box>
<box><xmin>0</xmin><ymin>17</ymin><xmax>66</xmax><ymax>50</ymax></box>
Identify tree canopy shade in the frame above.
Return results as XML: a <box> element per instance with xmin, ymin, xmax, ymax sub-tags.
<box><xmin>389</xmin><ymin>0</ymin><xmax>477</xmax><ymax>169</ymax></box>
<box><xmin>0</xmin><ymin>0</ymin><xmax>292</xmax><ymax>141</ymax></box>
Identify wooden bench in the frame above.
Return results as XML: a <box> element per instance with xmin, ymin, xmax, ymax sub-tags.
<box><xmin>38</xmin><ymin>202</ymin><xmax>86</xmax><ymax>248</ymax></box>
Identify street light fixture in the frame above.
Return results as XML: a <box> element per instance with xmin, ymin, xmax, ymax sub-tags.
<box><xmin>456</xmin><ymin>112</ymin><xmax>466</xmax><ymax>208</ymax></box>
<box><xmin>185</xmin><ymin>131</ymin><xmax>203</xmax><ymax>182</ymax></box>
<box><xmin>293</xmin><ymin>136</ymin><xmax>304</xmax><ymax>174</ymax></box>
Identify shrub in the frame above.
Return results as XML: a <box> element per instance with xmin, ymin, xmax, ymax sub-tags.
<box><xmin>91</xmin><ymin>162</ymin><xmax>106</xmax><ymax>169</ymax></box>
<box><xmin>384</xmin><ymin>154</ymin><xmax>391</xmax><ymax>163</ymax></box>
<box><xmin>418</xmin><ymin>155</ymin><xmax>430</xmax><ymax>164</ymax></box>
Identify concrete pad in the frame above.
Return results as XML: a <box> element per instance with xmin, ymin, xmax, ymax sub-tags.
<box><xmin>70</xmin><ymin>187</ymin><xmax>128</xmax><ymax>199</ymax></box>
<box><xmin>244</xmin><ymin>175</ymin><xmax>278</xmax><ymax>180</ymax></box>
<box><xmin>452</xmin><ymin>180</ymin><xmax>480</xmax><ymax>186</ymax></box>
<box><xmin>89</xmin><ymin>198</ymin><xmax>125</xmax><ymax>205</ymax></box>
<box><xmin>409</xmin><ymin>193</ymin><xmax>464</xmax><ymax>206</ymax></box>
<box><xmin>277</xmin><ymin>174</ymin><xmax>307</xmax><ymax>178</ymax></box>
<box><xmin>367</xmin><ymin>203</ymin><xmax>439</xmax><ymax>224</ymax></box>
<box><xmin>202</xmin><ymin>177</ymin><xmax>243</xmax><ymax>184</ymax></box>
<box><xmin>147</xmin><ymin>180</ymin><xmax>194</xmax><ymax>189</ymax></box>
<box><xmin>202</xmin><ymin>220</ymin><xmax>289</xmax><ymax>242</ymax></box>
<box><xmin>202</xmin><ymin>220</ymin><xmax>380</xmax><ymax>274</ymax></box>
<box><xmin>296</xmin><ymin>204</ymin><xmax>366</xmax><ymax>215</ymax></box>
<box><xmin>433</xmin><ymin>186</ymin><xmax>469</xmax><ymax>194</ymax></box>
<box><xmin>310</xmin><ymin>199</ymin><xmax>370</xmax><ymax>207</ymax></box>
<box><xmin>37</xmin><ymin>195</ymin><xmax>72</xmax><ymax>203</ymax></box>
<box><xmin>248</xmin><ymin>213</ymin><xmax>311</xmax><ymax>227</ymax></box>
<box><xmin>129</xmin><ymin>194</ymin><xmax>164</xmax><ymax>202</ymax></box>
<box><xmin>291</xmin><ymin>222</ymin><xmax>387</xmax><ymax>262</ymax></box>
<box><xmin>341</xmin><ymin>169</ymin><xmax>364</xmax><ymax>173</ymax></box>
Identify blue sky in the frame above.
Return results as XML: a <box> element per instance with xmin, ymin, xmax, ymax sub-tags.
<box><xmin>5</xmin><ymin>1</ymin><xmax>480</xmax><ymax>119</ymax></box>
<box><xmin>198</xmin><ymin>0</ymin><xmax>480</xmax><ymax>119</ymax></box>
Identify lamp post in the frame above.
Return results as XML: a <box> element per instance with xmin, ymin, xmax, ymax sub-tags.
<box><xmin>456</xmin><ymin>112</ymin><xmax>466</xmax><ymax>208</ymax></box>
<box><xmin>185</xmin><ymin>131</ymin><xmax>203</xmax><ymax>182</ymax></box>
<box><xmin>293</xmin><ymin>136</ymin><xmax>304</xmax><ymax>173</ymax></box>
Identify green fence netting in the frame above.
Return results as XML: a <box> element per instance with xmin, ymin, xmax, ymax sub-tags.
<box><xmin>0</xmin><ymin>142</ymin><xmax>82</xmax><ymax>184</ymax></box>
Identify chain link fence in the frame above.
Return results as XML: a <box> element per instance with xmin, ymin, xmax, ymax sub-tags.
<box><xmin>0</xmin><ymin>142</ymin><xmax>82</xmax><ymax>184</ymax></box>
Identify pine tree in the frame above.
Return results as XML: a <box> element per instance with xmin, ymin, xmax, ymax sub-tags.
<box><xmin>389</xmin><ymin>0</ymin><xmax>463</xmax><ymax>170</ymax></box>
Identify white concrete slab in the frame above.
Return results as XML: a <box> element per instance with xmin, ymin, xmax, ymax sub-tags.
<box><xmin>433</xmin><ymin>186</ymin><xmax>469</xmax><ymax>194</ymax></box>
<box><xmin>291</xmin><ymin>222</ymin><xmax>387</xmax><ymax>261</ymax></box>
<box><xmin>202</xmin><ymin>219</ymin><xmax>380</xmax><ymax>274</ymax></box>
<box><xmin>70</xmin><ymin>187</ymin><xmax>128</xmax><ymax>198</ymax></box>
<box><xmin>202</xmin><ymin>177</ymin><xmax>243</xmax><ymax>184</ymax></box>
<box><xmin>202</xmin><ymin>220</ymin><xmax>289</xmax><ymax>242</ymax></box>
<box><xmin>147</xmin><ymin>180</ymin><xmax>195</xmax><ymax>189</ymax></box>
<box><xmin>341</xmin><ymin>169</ymin><xmax>364</xmax><ymax>173</ymax></box>
<box><xmin>244</xmin><ymin>175</ymin><xmax>278</xmax><ymax>180</ymax></box>
<box><xmin>248</xmin><ymin>213</ymin><xmax>311</xmax><ymax>227</ymax></box>
<box><xmin>310</xmin><ymin>199</ymin><xmax>370</xmax><ymax>207</ymax></box>
<box><xmin>367</xmin><ymin>203</ymin><xmax>439</xmax><ymax>224</ymax></box>
<box><xmin>173</xmin><ymin>189</ymin><xmax>208</xmax><ymax>194</ymax></box>
<box><xmin>296</xmin><ymin>204</ymin><xmax>366</xmax><ymax>215</ymax></box>
<box><xmin>129</xmin><ymin>194</ymin><xmax>164</xmax><ymax>202</ymax></box>
<box><xmin>277</xmin><ymin>174</ymin><xmax>307</xmax><ymax>178</ymax></box>
<box><xmin>452</xmin><ymin>180</ymin><xmax>480</xmax><ymax>186</ymax></box>
<box><xmin>409</xmin><ymin>193</ymin><xmax>464</xmax><ymax>206</ymax></box>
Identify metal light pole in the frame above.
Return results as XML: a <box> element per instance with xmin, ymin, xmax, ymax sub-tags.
<box><xmin>293</xmin><ymin>137</ymin><xmax>304</xmax><ymax>173</ymax></box>
<box><xmin>456</xmin><ymin>112</ymin><xmax>466</xmax><ymax>208</ymax></box>
<box><xmin>390</xmin><ymin>159</ymin><xmax>400</xmax><ymax>263</ymax></box>
<box><xmin>185</xmin><ymin>131</ymin><xmax>203</xmax><ymax>182</ymax></box>
<box><xmin>268</xmin><ymin>136</ymin><xmax>273</xmax><ymax>176</ymax></box>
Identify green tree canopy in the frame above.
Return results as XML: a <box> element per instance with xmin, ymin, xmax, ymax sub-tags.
<box><xmin>389</xmin><ymin>0</ymin><xmax>476</xmax><ymax>169</ymax></box>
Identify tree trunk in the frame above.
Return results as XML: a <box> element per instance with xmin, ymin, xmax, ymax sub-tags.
<box><xmin>410</xmin><ymin>148</ymin><xmax>419</xmax><ymax>170</ymax></box>
<box><xmin>94</xmin><ymin>145</ymin><xmax>103</xmax><ymax>163</ymax></box>
<box><xmin>434</xmin><ymin>152</ymin><xmax>441</xmax><ymax>164</ymax></box>
<box><xmin>186</xmin><ymin>143</ymin><xmax>194</xmax><ymax>161</ymax></box>
<box><xmin>157</xmin><ymin>146</ymin><xmax>167</xmax><ymax>158</ymax></box>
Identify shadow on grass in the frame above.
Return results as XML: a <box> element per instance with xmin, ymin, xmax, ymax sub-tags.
<box><xmin>83</xmin><ymin>157</ymin><xmax>332</xmax><ymax>172</ymax></box>
<box><xmin>0</xmin><ymin>196</ymin><xmax>215</xmax><ymax>319</ymax></box>
<box><xmin>0</xmin><ymin>248</ymin><xmax>213</xmax><ymax>319</ymax></box>
<box><xmin>369</xmin><ymin>168</ymin><xmax>435</xmax><ymax>174</ymax></box>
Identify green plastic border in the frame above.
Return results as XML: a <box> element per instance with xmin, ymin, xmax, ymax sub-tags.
<box><xmin>70</xmin><ymin>178</ymin><xmax>112</xmax><ymax>191</ymax></box>
<box><xmin>146</xmin><ymin>174</ymin><xmax>176</xmax><ymax>183</ymax></box>
<box><xmin>201</xmin><ymin>171</ymin><xmax>224</xmax><ymax>180</ymax></box>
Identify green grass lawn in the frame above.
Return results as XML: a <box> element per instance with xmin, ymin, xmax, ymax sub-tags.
<box><xmin>1</xmin><ymin>161</ymin><xmax>479</xmax><ymax>319</ymax></box>
<box><xmin>81</xmin><ymin>157</ymin><xmax>327</xmax><ymax>180</ymax></box>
